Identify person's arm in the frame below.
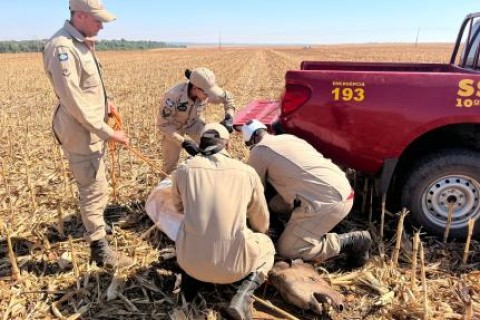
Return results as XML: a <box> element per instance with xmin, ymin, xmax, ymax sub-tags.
<box><xmin>221</xmin><ymin>90</ymin><xmax>236</xmax><ymax>117</ymax></box>
<box><xmin>46</xmin><ymin>46</ymin><xmax>114</xmax><ymax>140</ymax></box>
<box><xmin>211</xmin><ymin>90</ymin><xmax>235</xmax><ymax>132</ymax></box>
<box><xmin>247</xmin><ymin>147</ymin><xmax>268</xmax><ymax>186</ymax></box>
<box><xmin>246</xmin><ymin>172</ymin><xmax>270</xmax><ymax>233</ymax></box>
<box><xmin>170</xmin><ymin>168</ymin><xmax>185</xmax><ymax>214</ymax></box>
<box><xmin>157</xmin><ymin>93</ymin><xmax>185</xmax><ymax>146</ymax></box>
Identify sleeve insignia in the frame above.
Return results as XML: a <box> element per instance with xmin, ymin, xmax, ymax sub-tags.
<box><xmin>58</xmin><ymin>53</ymin><xmax>69</xmax><ymax>61</ymax></box>
<box><xmin>162</xmin><ymin>107</ymin><xmax>172</xmax><ymax>118</ymax></box>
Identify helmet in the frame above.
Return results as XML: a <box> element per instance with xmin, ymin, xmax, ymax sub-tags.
<box><xmin>242</xmin><ymin>119</ymin><xmax>267</xmax><ymax>142</ymax></box>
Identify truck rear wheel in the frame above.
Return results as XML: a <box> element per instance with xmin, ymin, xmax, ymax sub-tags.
<box><xmin>401</xmin><ymin>149</ymin><xmax>480</xmax><ymax>239</ymax></box>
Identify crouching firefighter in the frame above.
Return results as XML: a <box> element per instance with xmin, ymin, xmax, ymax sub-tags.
<box><xmin>171</xmin><ymin>123</ymin><xmax>275</xmax><ymax>320</ymax></box>
<box><xmin>242</xmin><ymin>120</ymin><xmax>372</xmax><ymax>268</ymax></box>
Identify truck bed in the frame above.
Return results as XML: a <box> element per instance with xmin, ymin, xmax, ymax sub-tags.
<box><xmin>301</xmin><ymin>61</ymin><xmax>473</xmax><ymax>73</ymax></box>
<box><xmin>234</xmin><ymin>61</ymin><xmax>480</xmax><ymax>174</ymax></box>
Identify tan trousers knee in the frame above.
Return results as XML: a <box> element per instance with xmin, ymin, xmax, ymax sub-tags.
<box><xmin>68</xmin><ymin>147</ymin><xmax>109</xmax><ymax>242</ymax></box>
<box><xmin>276</xmin><ymin>199</ymin><xmax>353</xmax><ymax>262</ymax></box>
<box><xmin>251</xmin><ymin>233</ymin><xmax>276</xmax><ymax>282</ymax></box>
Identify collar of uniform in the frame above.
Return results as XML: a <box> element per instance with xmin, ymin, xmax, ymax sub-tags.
<box><xmin>179</xmin><ymin>82</ymin><xmax>192</xmax><ymax>105</ymax></box>
<box><xmin>181</xmin><ymin>82</ymin><xmax>205</xmax><ymax>105</ymax></box>
<box><xmin>202</xmin><ymin>148</ymin><xmax>231</xmax><ymax>158</ymax></box>
<box><xmin>63</xmin><ymin>20</ymin><xmax>86</xmax><ymax>43</ymax></box>
<box><xmin>218</xmin><ymin>149</ymin><xmax>232</xmax><ymax>158</ymax></box>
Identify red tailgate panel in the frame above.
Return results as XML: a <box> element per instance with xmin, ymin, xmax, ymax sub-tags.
<box><xmin>233</xmin><ymin>100</ymin><xmax>280</xmax><ymax>131</ymax></box>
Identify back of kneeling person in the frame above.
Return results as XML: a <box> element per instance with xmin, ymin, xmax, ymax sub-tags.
<box><xmin>171</xmin><ymin>123</ymin><xmax>275</xmax><ymax>320</ymax></box>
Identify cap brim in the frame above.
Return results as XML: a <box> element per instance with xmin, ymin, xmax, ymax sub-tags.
<box><xmin>205</xmin><ymin>85</ymin><xmax>224</xmax><ymax>99</ymax></box>
<box><xmin>92</xmin><ymin>10</ymin><xmax>116</xmax><ymax>23</ymax></box>
<box><xmin>202</xmin><ymin>123</ymin><xmax>230</xmax><ymax>140</ymax></box>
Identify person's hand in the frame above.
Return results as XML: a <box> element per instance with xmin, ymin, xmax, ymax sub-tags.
<box><xmin>269</xmin><ymin>261</ymin><xmax>344</xmax><ymax>314</ymax></box>
<box><xmin>220</xmin><ymin>114</ymin><xmax>234</xmax><ymax>133</ymax></box>
<box><xmin>108</xmin><ymin>100</ymin><xmax>118</xmax><ymax>115</ymax></box>
<box><xmin>110</xmin><ymin>130</ymin><xmax>129</xmax><ymax>145</ymax></box>
<box><xmin>182</xmin><ymin>139</ymin><xmax>200</xmax><ymax>156</ymax></box>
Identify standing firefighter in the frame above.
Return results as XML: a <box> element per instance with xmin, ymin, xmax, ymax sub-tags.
<box><xmin>242</xmin><ymin>120</ymin><xmax>372</xmax><ymax>267</ymax></box>
<box><xmin>172</xmin><ymin>123</ymin><xmax>275</xmax><ymax>320</ymax></box>
<box><xmin>157</xmin><ymin>68</ymin><xmax>235</xmax><ymax>174</ymax></box>
<box><xmin>43</xmin><ymin>0</ymin><xmax>132</xmax><ymax>268</ymax></box>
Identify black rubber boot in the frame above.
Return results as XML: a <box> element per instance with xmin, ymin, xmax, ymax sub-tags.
<box><xmin>104</xmin><ymin>224</ymin><xmax>113</xmax><ymax>235</ymax></box>
<box><xmin>90</xmin><ymin>238</ymin><xmax>134</xmax><ymax>269</ymax></box>
<box><xmin>180</xmin><ymin>271</ymin><xmax>206</xmax><ymax>302</ymax></box>
<box><xmin>226</xmin><ymin>272</ymin><xmax>263</xmax><ymax>320</ymax></box>
<box><xmin>338</xmin><ymin>231</ymin><xmax>372</xmax><ymax>268</ymax></box>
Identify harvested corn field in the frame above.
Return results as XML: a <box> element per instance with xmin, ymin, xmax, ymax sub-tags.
<box><xmin>0</xmin><ymin>44</ymin><xmax>479</xmax><ymax>319</ymax></box>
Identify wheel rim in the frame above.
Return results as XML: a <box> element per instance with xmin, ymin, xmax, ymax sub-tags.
<box><xmin>422</xmin><ymin>175</ymin><xmax>480</xmax><ymax>229</ymax></box>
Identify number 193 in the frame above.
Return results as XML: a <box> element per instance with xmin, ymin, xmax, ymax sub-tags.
<box><xmin>332</xmin><ymin>87</ymin><xmax>365</xmax><ymax>102</ymax></box>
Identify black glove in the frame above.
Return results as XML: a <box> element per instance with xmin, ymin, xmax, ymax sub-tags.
<box><xmin>182</xmin><ymin>139</ymin><xmax>200</xmax><ymax>156</ymax></box>
<box><xmin>220</xmin><ymin>114</ymin><xmax>234</xmax><ymax>133</ymax></box>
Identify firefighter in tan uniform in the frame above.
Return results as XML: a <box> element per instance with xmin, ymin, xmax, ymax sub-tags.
<box><xmin>157</xmin><ymin>68</ymin><xmax>235</xmax><ymax>174</ymax></box>
<box><xmin>172</xmin><ymin>123</ymin><xmax>275</xmax><ymax>320</ymax></box>
<box><xmin>43</xmin><ymin>0</ymin><xmax>132</xmax><ymax>268</ymax></box>
<box><xmin>242</xmin><ymin>120</ymin><xmax>372</xmax><ymax>267</ymax></box>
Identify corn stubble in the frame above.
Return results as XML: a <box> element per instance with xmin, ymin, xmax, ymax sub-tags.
<box><xmin>0</xmin><ymin>45</ymin><xmax>478</xmax><ymax>319</ymax></box>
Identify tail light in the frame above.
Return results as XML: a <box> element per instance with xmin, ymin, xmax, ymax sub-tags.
<box><xmin>281</xmin><ymin>84</ymin><xmax>311</xmax><ymax>115</ymax></box>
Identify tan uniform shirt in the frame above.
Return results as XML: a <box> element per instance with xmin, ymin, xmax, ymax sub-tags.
<box><xmin>43</xmin><ymin>21</ymin><xmax>113</xmax><ymax>155</ymax></box>
<box><xmin>247</xmin><ymin>134</ymin><xmax>352</xmax><ymax>209</ymax></box>
<box><xmin>172</xmin><ymin>150</ymin><xmax>270</xmax><ymax>284</ymax></box>
<box><xmin>157</xmin><ymin>82</ymin><xmax>235</xmax><ymax>145</ymax></box>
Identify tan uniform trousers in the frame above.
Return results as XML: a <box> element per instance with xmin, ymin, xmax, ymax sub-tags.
<box><xmin>274</xmin><ymin>196</ymin><xmax>353</xmax><ymax>262</ymax></box>
<box><xmin>249</xmin><ymin>232</ymin><xmax>276</xmax><ymax>282</ymax></box>
<box><xmin>162</xmin><ymin>120</ymin><xmax>205</xmax><ymax>174</ymax></box>
<box><xmin>65</xmin><ymin>142</ymin><xmax>109</xmax><ymax>242</ymax></box>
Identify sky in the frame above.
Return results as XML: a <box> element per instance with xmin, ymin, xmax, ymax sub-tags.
<box><xmin>1</xmin><ymin>0</ymin><xmax>479</xmax><ymax>44</ymax></box>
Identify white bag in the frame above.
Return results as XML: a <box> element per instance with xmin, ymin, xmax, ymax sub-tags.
<box><xmin>145</xmin><ymin>178</ymin><xmax>184</xmax><ymax>242</ymax></box>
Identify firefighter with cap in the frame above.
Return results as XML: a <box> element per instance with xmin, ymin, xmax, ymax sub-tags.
<box><xmin>43</xmin><ymin>0</ymin><xmax>132</xmax><ymax>268</ymax></box>
<box><xmin>242</xmin><ymin>120</ymin><xmax>372</xmax><ymax>267</ymax></box>
<box><xmin>172</xmin><ymin>123</ymin><xmax>275</xmax><ymax>320</ymax></box>
<box><xmin>157</xmin><ymin>68</ymin><xmax>236</xmax><ymax>174</ymax></box>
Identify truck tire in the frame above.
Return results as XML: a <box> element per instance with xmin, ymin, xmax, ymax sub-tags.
<box><xmin>401</xmin><ymin>148</ymin><xmax>480</xmax><ymax>239</ymax></box>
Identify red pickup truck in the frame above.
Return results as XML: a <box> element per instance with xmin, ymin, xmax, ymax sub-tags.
<box><xmin>234</xmin><ymin>13</ymin><xmax>480</xmax><ymax>238</ymax></box>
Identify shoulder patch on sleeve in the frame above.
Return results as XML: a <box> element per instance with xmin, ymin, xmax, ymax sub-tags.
<box><xmin>58</xmin><ymin>53</ymin><xmax>69</xmax><ymax>61</ymax></box>
<box><xmin>55</xmin><ymin>47</ymin><xmax>72</xmax><ymax>77</ymax></box>
<box><xmin>162</xmin><ymin>107</ymin><xmax>172</xmax><ymax>118</ymax></box>
<box><xmin>162</xmin><ymin>98</ymin><xmax>176</xmax><ymax>118</ymax></box>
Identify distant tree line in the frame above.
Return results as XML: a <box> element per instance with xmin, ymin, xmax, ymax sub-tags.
<box><xmin>96</xmin><ymin>39</ymin><xmax>186</xmax><ymax>51</ymax></box>
<box><xmin>0</xmin><ymin>39</ymin><xmax>185</xmax><ymax>53</ymax></box>
<box><xmin>0</xmin><ymin>40</ymin><xmax>44</xmax><ymax>53</ymax></box>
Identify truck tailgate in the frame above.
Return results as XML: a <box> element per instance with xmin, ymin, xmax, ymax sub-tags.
<box><xmin>233</xmin><ymin>100</ymin><xmax>280</xmax><ymax>131</ymax></box>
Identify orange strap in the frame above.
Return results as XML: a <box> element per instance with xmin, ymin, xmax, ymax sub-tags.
<box><xmin>108</xmin><ymin>110</ymin><xmax>169</xmax><ymax>178</ymax></box>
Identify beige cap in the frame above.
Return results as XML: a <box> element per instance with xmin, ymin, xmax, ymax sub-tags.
<box><xmin>201</xmin><ymin>123</ymin><xmax>230</xmax><ymax>140</ymax></box>
<box><xmin>242</xmin><ymin>119</ymin><xmax>267</xmax><ymax>142</ymax></box>
<box><xmin>189</xmin><ymin>68</ymin><xmax>224</xmax><ymax>99</ymax></box>
<box><xmin>69</xmin><ymin>0</ymin><xmax>116</xmax><ymax>23</ymax></box>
